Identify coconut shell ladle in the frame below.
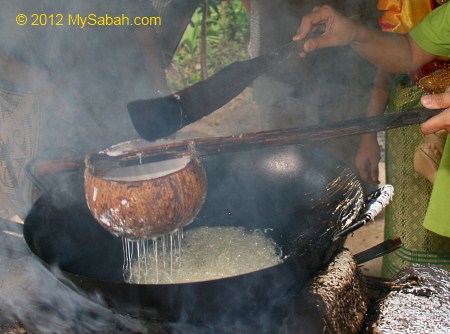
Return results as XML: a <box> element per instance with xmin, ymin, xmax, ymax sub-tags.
<box><xmin>85</xmin><ymin>107</ymin><xmax>441</xmax><ymax>240</ymax></box>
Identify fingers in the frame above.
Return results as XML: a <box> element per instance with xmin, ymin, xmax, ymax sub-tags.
<box><xmin>420</xmin><ymin>92</ymin><xmax>450</xmax><ymax>134</ymax></box>
<box><xmin>421</xmin><ymin>92</ymin><xmax>450</xmax><ymax>110</ymax></box>
<box><xmin>293</xmin><ymin>15</ymin><xmax>314</xmax><ymax>42</ymax></box>
<box><xmin>356</xmin><ymin>160</ymin><xmax>379</xmax><ymax>184</ymax></box>
<box><xmin>355</xmin><ymin>154</ymin><xmax>379</xmax><ymax>183</ymax></box>
<box><xmin>293</xmin><ymin>4</ymin><xmax>360</xmax><ymax>57</ymax></box>
<box><xmin>355</xmin><ymin>134</ymin><xmax>381</xmax><ymax>183</ymax></box>
<box><xmin>293</xmin><ymin>5</ymin><xmax>334</xmax><ymax>55</ymax></box>
<box><xmin>293</xmin><ymin>19</ymin><xmax>315</xmax><ymax>57</ymax></box>
<box><xmin>356</xmin><ymin>160</ymin><xmax>369</xmax><ymax>181</ymax></box>
<box><xmin>293</xmin><ymin>6</ymin><xmax>328</xmax><ymax>40</ymax></box>
<box><xmin>370</xmin><ymin>161</ymin><xmax>379</xmax><ymax>184</ymax></box>
<box><xmin>303</xmin><ymin>37</ymin><xmax>323</xmax><ymax>54</ymax></box>
<box><xmin>420</xmin><ymin>107</ymin><xmax>450</xmax><ymax>134</ymax></box>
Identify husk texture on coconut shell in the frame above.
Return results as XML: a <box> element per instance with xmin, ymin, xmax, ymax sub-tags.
<box><xmin>84</xmin><ymin>156</ymin><xmax>207</xmax><ymax>239</ymax></box>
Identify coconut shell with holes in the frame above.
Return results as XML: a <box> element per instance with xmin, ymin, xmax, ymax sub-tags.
<box><xmin>84</xmin><ymin>154</ymin><xmax>207</xmax><ymax>239</ymax></box>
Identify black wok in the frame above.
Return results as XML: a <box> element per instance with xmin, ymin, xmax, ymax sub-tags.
<box><xmin>24</xmin><ymin>145</ymin><xmax>365</xmax><ymax>330</ymax></box>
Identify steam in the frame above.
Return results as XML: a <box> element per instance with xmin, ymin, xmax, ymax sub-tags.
<box><xmin>0</xmin><ymin>1</ymin><xmax>168</xmax><ymax>159</ymax></box>
<box><xmin>0</xmin><ymin>0</ymin><xmax>379</xmax><ymax>332</ymax></box>
<box><xmin>0</xmin><ymin>0</ymin><xmax>169</xmax><ymax>331</ymax></box>
<box><xmin>251</xmin><ymin>0</ymin><xmax>376</xmax><ymax>169</ymax></box>
<box><xmin>0</xmin><ymin>222</ymin><xmax>149</xmax><ymax>333</ymax></box>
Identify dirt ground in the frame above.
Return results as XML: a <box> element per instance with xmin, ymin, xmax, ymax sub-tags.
<box><xmin>178</xmin><ymin>88</ymin><xmax>386</xmax><ymax>277</ymax></box>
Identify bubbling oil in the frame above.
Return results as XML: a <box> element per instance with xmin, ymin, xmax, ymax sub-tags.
<box><xmin>124</xmin><ymin>226</ymin><xmax>283</xmax><ymax>284</ymax></box>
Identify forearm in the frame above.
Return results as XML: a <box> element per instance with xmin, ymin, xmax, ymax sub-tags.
<box><xmin>351</xmin><ymin>26</ymin><xmax>434</xmax><ymax>74</ymax></box>
<box><xmin>360</xmin><ymin>70</ymin><xmax>391</xmax><ymax>146</ymax></box>
<box><xmin>365</xmin><ymin>69</ymin><xmax>392</xmax><ymax>117</ymax></box>
<box><xmin>295</xmin><ymin>5</ymin><xmax>436</xmax><ymax>74</ymax></box>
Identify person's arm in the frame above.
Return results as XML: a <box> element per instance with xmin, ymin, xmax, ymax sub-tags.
<box><xmin>293</xmin><ymin>5</ymin><xmax>435</xmax><ymax>73</ymax></box>
<box><xmin>355</xmin><ymin>69</ymin><xmax>391</xmax><ymax>183</ymax></box>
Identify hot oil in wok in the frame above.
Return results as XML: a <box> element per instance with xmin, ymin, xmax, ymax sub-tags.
<box><xmin>99</xmin><ymin>144</ymin><xmax>283</xmax><ymax>284</ymax></box>
<box><xmin>92</xmin><ymin>143</ymin><xmax>360</xmax><ymax>285</ymax></box>
<box><xmin>124</xmin><ymin>226</ymin><xmax>283</xmax><ymax>284</ymax></box>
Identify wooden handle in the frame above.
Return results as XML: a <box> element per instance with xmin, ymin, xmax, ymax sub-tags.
<box><xmin>127</xmin><ymin>30</ymin><xmax>322</xmax><ymax>142</ymax></box>
<box><xmin>90</xmin><ymin>107</ymin><xmax>443</xmax><ymax>174</ymax></box>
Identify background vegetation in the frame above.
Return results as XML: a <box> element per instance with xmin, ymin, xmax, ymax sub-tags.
<box><xmin>166</xmin><ymin>0</ymin><xmax>250</xmax><ymax>91</ymax></box>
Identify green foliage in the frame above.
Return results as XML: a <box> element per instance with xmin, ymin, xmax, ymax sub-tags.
<box><xmin>167</xmin><ymin>0</ymin><xmax>250</xmax><ymax>91</ymax></box>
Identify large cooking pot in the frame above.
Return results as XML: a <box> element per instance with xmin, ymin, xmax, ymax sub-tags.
<box><xmin>24</xmin><ymin>145</ymin><xmax>365</xmax><ymax>330</ymax></box>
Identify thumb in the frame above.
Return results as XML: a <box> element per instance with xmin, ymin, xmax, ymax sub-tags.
<box><xmin>421</xmin><ymin>92</ymin><xmax>450</xmax><ymax>109</ymax></box>
<box><xmin>420</xmin><ymin>108</ymin><xmax>450</xmax><ymax>134</ymax></box>
<box><xmin>420</xmin><ymin>92</ymin><xmax>450</xmax><ymax>134</ymax></box>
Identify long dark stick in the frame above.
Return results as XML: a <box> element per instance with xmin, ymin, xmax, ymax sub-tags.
<box><xmin>89</xmin><ymin>107</ymin><xmax>442</xmax><ymax>174</ymax></box>
<box><xmin>354</xmin><ymin>238</ymin><xmax>402</xmax><ymax>264</ymax></box>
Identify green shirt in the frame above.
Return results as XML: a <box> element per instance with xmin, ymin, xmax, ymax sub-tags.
<box><xmin>412</xmin><ymin>3</ymin><xmax>450</xmax><ymax>237</ymax></box>
<box><xmin>409</xmin><ymin>3</ymin><xmax>450</xmax><ymax>58</ymax></box>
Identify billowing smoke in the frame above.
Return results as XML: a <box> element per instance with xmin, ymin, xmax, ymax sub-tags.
<box><xmin>251</xmin><ymin>0</ymin><xmax>378</xmax><ymax>172</ymax></box>
<box><xmin>0</xmin><ymin>0</ymin><xmax>380</xmax><ymax>332</ymax></box>
<box><xmin>0</xmin><ymin>0</ymin><xmax>171</xmax><ymax>155</ymax></box>
<box><xmin>0</xmin><ymin>219</ymin><xmax>150</xmax><ymax>333</ymax></box>
<box><xmin>0</xmin><ymin>0</ymin><xmax>177</xmax><ymax>331</ymax></box>
<box><xmin>0</xmin><ymin>0</ymin><xmax>174</xmax><ymax>221</ymax></box>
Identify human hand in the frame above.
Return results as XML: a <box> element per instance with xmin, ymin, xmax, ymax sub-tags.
<box><xmin>292</xmin><ymin>5</ymin><xmax>360</xmax><ymax>57</ymax></box>
<box><xmin>355</xmin><ymin>133</ymin><xmax>381</xmax><ymax>184</ymax></box>
<box><xmin>420</xmin><ymin>91</ymin><xmax>450</xmax><ymax>134</ymax></box>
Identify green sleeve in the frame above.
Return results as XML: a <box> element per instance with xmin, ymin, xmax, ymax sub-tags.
<box><xmin>409</xmin><ymin>3</ymin><xmax>450</xmax><ymax>58</ymax></box>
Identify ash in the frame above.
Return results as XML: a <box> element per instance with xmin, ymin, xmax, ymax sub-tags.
<box><xmin>372</xmin><ymin>264</ymin><xmax>450</xmax><ymax>334</ymax></box>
